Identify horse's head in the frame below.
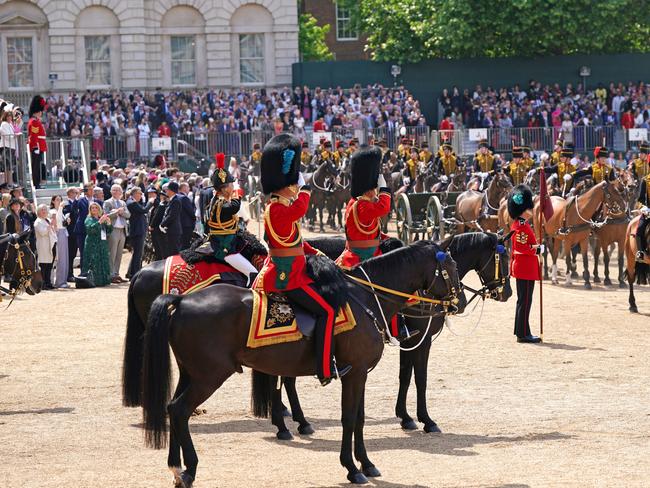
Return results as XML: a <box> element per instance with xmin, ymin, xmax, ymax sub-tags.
<box><xmin>478</xmin><ymin>231</ymin><xmax>514</xmax><ymax>302</ymax></box>
<box><xmin>418</xmin><ymin>237</ymin><xmax>466</xmax><ymax>315</ymax></box>
<box><xmin>3</xmin><ymin>230</ymin><xmax>42</xmax><ymax>295</ymax></box>
<box><xmin>490</xmin><ymin>171</ymin><xmax>514</xmax><ymax>198</ymax></box>
<box><xmin>602</xmin><ymin>179</ymin><xmax>628</xmax><ymax>216</ymax></box>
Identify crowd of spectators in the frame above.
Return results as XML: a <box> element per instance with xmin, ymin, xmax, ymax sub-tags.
<box><xmin>0</xmin><ymin>161</ymin><xmax>238</xmax><ymax>294</ymax></box>
<box><xmin>438</xmin><ymin>79</ymin><xmax>650</xmax><ymax>132</ymax></box>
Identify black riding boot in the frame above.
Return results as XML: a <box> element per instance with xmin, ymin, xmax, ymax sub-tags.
<box><xmin>636</xmin><ymin>216</ymin><xmax>648</xmax><ymax>261</ymax></box>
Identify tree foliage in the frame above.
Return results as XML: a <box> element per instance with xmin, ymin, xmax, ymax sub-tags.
<box><xmin>299</xmin><ymin>13</ymin><xmax>334</xmax><ymax>62</ymax></box>
<box><xmin>348</xmin><ymin>0</ymin><xmax>650</xmax><ymax>63</ymax></box>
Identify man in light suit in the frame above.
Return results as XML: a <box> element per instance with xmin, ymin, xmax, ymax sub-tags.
<box><xmin>72</xmin><ymin>182</ymin><xmax>94</xmax><ymax>271</ymax></box>
<box><xmin>126</xmin><ymin>187</ymin><xmax>155</xmax><ymax>279</ymax></box>
<box><xmin>103</xmin><ymin>184</ymin><xmax>130</xmax><ymax>283</ymax></box>
<box><xmin>159</xmin><ymin>181</ymin><xmax>182</xmax><ymax>258</ymax></box>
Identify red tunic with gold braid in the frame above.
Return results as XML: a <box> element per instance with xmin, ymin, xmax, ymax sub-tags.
<box><xmin>27</xmin><ymin>117</ymin><xmax>47</xmax><ymax>152</ymax></box>
<box><xmin>336</xmin><ymin>189</ymin><xmax>391</xmax><ymax>269</ymax></box>
<box><xmin>253</xmin><ymin>188</ymin><xmax>318</xmax><ymax>292</ymax></box>
<box><xmin>510</xmin><ymin>218</ymin><xmax>540</xmax><ymax>281</ymax></box>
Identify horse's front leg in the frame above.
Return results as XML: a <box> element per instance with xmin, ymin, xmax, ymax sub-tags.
<box><xmin>354</xmin><ymin>385</ymin><xmax>381</xmax><ymax>478</ymax></box>
<box><xmin>592</xmin><ymin>240</ymin><xmax>601</xmax><ymax>283</ymax></box>
<box><xmin>413</xmin><ymin>339</ymin><xmax>440</xmax><ymax>433</ymax></box>
<box><xmin>340</xmin><ymin>371</ymin><xmax>367</xmax><ymax>484</ymax></box>
<box><xmin>617</xmin><ymin>239</ymin><xmax>626</xmax><ymax>288</ymax></box>
<box><xmin>271</xmin><ymin>379</ymin><xmax>292</xmax><ymax>440</ymax></box>
<box><xmin>283</xmin><ymin>376</ymin><xmax>314</xmax><ymax>435</ymax></box>
<box><xmin>602</xmin><ymin>245</ymin><xmax>612</xmax><ymax>286</ymax></box>
<box><xmin>395</xmin><ymin>346</ymin><xmax>416</xmax><ymax>430</ymax></box>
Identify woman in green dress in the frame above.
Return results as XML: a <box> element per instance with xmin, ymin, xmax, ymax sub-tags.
<box><xmin>82</xmin><ymin>201</ymin><xmax>112</xmax><ymax>286</ymax></box>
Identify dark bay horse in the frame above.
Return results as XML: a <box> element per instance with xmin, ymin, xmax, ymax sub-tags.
<box><xmin>306</xmin><ymin>160</ymin><xmax>339</xmax><ymax>232</ymax></box>
<box><xmin>266</xmin><ymin>231</ymin><xmax>513</xmax><ymax>438</ymax></box>
<box><xmin>625</xmin><ymin>214</ymin><xmax>650</xmax><ymax>313</ymax></box>
<box><xmin>0</xmin><ymin>230</ymin><xmax>43</xmax><ymax>298</ymax></box>
<box><xmin>128</xmin><ymin>241</ymin><xmax>463</xmax><ymax>487</ymax></box>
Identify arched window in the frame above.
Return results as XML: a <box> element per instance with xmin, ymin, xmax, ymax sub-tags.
<box><xmin>0</xmin><ymin>1</ymin><xmax>48</xmax><ymax>91</ymax></box>
<box><xmin>161</xmin><ymin>6</ymin><xmax>206</xmax><ymax>87</ymax></box>
<box><xmin>75</xmin><ymin>6</ymin><xmax>121</xmax><ymax>88</ymax></box>
<box><xmin>231</xmin><ymin>4</ymin><xmax>274</xmax><ymax>86</ymax></box>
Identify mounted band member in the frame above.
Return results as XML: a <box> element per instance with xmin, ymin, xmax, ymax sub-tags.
<box><xmin>630</xmin><ymin>141</ymin><xmax>649</xmax><ymax>180</ymax></box>
<box><xmin>208</xmin><ymin>153</ymin><xmax>258</xmax><ymax>286</ymax></box>
<box><xmin>636</xmin><ymin>173</ymin><xmax>650</xmax><ymax>261</ymax></box>
<box><xmin>345</xmin><ymin>139</ymin><xmax>357</xmax><ymax>158</ymax></box>
<box><xmin>550</xmin><ymin>138</ymin><xmax>563</xmax><ymax>166</ymax></box>
<box><xmin>333</xmin><ymin>140</ymin><xmax>346</xmax><ymax>167</ymax></box>
<box><xmin>571</xmin><ymin>146</ymin><xmax>617</xmax><ymax>184</ymax></box>
<box><xmin>503</xmin><ymin>146</ymin><xmax>528</xmax><ymax>185</ymax></box>
<box><xmin>253</xmin><ymin>134</ymin><xmax>351</xmax><ymax>386</ymax></box>
<box><xmin>508</xmin><ymin>184</ymin><xmax>543</xmax><ymax>344</ymax></box>
<box><xmin>397</xmin><ymin>137</ymin><xmax>411</xmax><ymax>160</ymax></box>
<box><xmin>473</xmin><ymin>139</ymin><xmax>497</xmax><ymax>174</ymax></box>
<box><xmin>419</xmin><ymin>142</ymin><xmax>433</xmax><ymax>165</ymax></box>
<box><xmin>521</xmin><ymin>144</ymin><xmax>536</xmax><ymax>170</ymax></box>
<box><xmin>542</xmin><ymin>143</ymin><xmax>576</xmax><ymax>189</ymax></box>
<box><xmin>435</xmin><ymin>141</ymin><xmax>458</xmax><ymax>177</ymax></box>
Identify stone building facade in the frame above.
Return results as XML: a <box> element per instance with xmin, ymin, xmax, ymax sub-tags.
<box><xmin>0</xmin><ymin>0</ymin><xmax>299</xmax><ymax>93</ymax></box>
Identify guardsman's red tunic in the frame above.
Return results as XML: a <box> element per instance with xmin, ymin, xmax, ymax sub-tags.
<box><xmin>336</xmin><ymin>188</ymin><xmax>391</xmax><ymax>269</ymax></box>
<box><xmin>510</xmin><ymin>217</ymin><xmax>540</xmax><ymax>281</ymax></box>
<box><xmin>253</xmin><ymin>188</ymin><xmax>318</xmax><ymax>292</ymax></box>
<box><xmin>27</xmin><ymin>117</ymin><xmax>47</xmax><ymax>152</ymax></box>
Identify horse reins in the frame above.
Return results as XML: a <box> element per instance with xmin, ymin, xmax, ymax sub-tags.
<box><xmin>3</xmin><ymin>242</ymin><xmax>35</xmax><ymax>308</ymax></box>
<box><xmin>463</xmin><ymin>245</ymin><xmax>509</xmax><ymax>305</ymax></box>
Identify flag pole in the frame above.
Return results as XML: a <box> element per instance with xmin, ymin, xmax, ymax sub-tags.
<box><xmin>538</xmin><ymin>158</ymin><xmax>545</xmax><ymax>341</ymax></box>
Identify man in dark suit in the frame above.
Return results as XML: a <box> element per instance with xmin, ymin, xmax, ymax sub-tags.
<box><xmin>178</xmin><ymin>182</ymin><xmax>196</xmax><ymax>250</ymax></box>
<box><xmin>96</xmin><ymin>171</ymin><xmax>112</xmax><ymax>201</ymax></box>
<box><xmin>198</xmin><ymin>179</ymin><xmax>214</xmax><ymax>226</ymax></box>
<box><xmin>63</xmin><ymin>187</ymin><xmax>79</xmax><ymax>281</ymax></box>
<box><xmin>72</xmin><ymin>182</ymin><xmax>94</xmax><ymax>270</ymax></box>
<box><xmin>126</xmin><ymin>187</ymin><xmax>155</xmax><ymax>279</ymax></box>
<box><xmin>159</xmin><ymin>181</ymin><xmax>182</xmax><ymax>257</ymax></box>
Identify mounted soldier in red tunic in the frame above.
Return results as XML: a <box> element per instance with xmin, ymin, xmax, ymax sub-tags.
<box><xmin>253</xmin><ymin>133</ymin><xmax>351</xmax><ymax>386</ymax></box>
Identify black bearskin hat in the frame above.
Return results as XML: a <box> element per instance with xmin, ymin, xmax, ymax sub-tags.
<box><xmin>260</xmin><ymin>133</ymin><xmax>301</xmax><ymax>194</ymax></box>
<box><xmin>507</xmin><ymin>184</ymin><xmax>534</xmax><ymax>220</ymax></box>
<box><xmin>350</xmin><ymin>145</ymin><xmax>381</xmax><ymax>198</ymax></box>
<box><xmin>560</xmin><ymin>143</ymin><xmax>574</xmax><ymax>158</ymax></box>
<box><xmin>29</xmin><ymin>95</ymin><xmax>46</xmax><ymax>118</ymax></box>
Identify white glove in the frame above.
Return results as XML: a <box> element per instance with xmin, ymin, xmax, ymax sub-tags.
<box><xmin>377</xmin><ymin>173</ymin><xmax>387</xmax><ymax>188</ymax></box>
<box><xmin>297</xmin><ymin>172</ymin><xmax>306</xmax><ymax>187</ymax></box>
<box><xmin>403</xmin><ymin>177</ymin><xmax>411</xmax><ymax>185</ymax></box>
<box><xmin>563</xmin><ymin>174</ymin><xmax>572</xmax><ymax>182</ymax></box>
<box><xmin>527</xmin><ymin>169</ymin><xmax>536</xmax><ymax>178</ymax></box>
<box><xmin>641</xmin><ymin>206</ymin><xmax>649</xmax><ymax>215</ymax></box>
<box><xmin>480</xmin><ymin>172</ymin><xmax>489</xmax><ymax>178</ymax></box>
<box><xmin>440</xmin><ymin>175</ymin><xmax>449</xmax><ymax>183</ymax></box>
<box><xmin>159</xmin><ymin>225</ymin><xmax>167</xmax><ymax>234</ymax></box>
<box><xmin>34</xmin><ymin>148</ymin><xmax>40</xmax><ymax>155</ymax></box>
<box><xmin>549</xmin><ymin>173</ymin><xmax>558</xmax><ymax>181</ymax></box>
<box><xmin>537</xmin><ymin>244</ymin><xmax>546</xmax><ymax>254</ymax></box>
<box><xmin>540</xmin><ymin>152</ymin><xmax>550</xmax><ymax>162</ymax></box>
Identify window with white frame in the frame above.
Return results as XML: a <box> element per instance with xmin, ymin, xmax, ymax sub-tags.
<box><xmin>171</xmin><ymin>36</ymin><xmax>196</xmax><ymax>85</ymax></box>
<box><xmin>239</xmin><ymin>34</ymin><xmax>265</xmax><ymax>84</ymax></box>
<box><xmin>85</xmin><ymin>36</ymin><xmax>111</xmax><ymax>86</ymax></box>
<box><xmin>7</xmin><ymin>37</ymin><xmax>34</xmax><ymax>88</ymax></box>
<box><xmin>336</xmin><ymin>3</ymin><xmax>358</xmax><ymax>41</ymax></box>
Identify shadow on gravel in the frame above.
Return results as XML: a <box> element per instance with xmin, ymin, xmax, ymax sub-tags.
<box><xmin>0</xmin><ymin>407</ymin><xmax>75</xmax><ymax>416</ymax></box>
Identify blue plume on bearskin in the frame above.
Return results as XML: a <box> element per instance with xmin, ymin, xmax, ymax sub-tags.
<box><xmin>507</xmin><ymin>184</ymin><xmax>534</xmax><ymax>219</ymax></box>
<box><xmin>350</xmin><ymin>145</ymin><xmax>382</xmax><ymax>198</ymax></box>
<box><xmin>305</xmin><ymin>255</ymin><xmax>348</xmax><ymax>312</ymax></box>
<box><xmin>261</xmin><ymin>134</ymin><xmax>301</xmax><ymax>194</ymax></box>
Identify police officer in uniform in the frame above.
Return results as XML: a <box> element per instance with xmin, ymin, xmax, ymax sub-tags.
<box><xmin>253</xmin><ymin>134</ymin><xmax>351</xmax><ymax>386</ymax></box>
<box><xmin>508</xmin><ymin>184</ymin><xmax>543</xmax><ymax>343</ymax></box>
<box><xmin>207</xmin><ymin>152</ymin><xmax>257</xmax><ymax>285</ymax></box>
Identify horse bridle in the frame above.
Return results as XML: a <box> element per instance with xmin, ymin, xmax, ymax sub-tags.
<box><xmin>463</xmin><ymin>244</ymin><xmax>509</xmax><ymax>304</ymax></box>
<box><xmin>2</xmin><ymin>241</ymin><xmax>36</xmax><ymax>307</ymax></box>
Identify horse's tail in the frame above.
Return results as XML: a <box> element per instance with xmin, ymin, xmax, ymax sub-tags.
<box><xmin>122</xmin><ymin>277</ymin><xmax>145</xmax><ymax>407</ymax></box>
<box><xmin>251</xmin><ymin>370</ymin><xmax>276</xmax><ymax>419</ymax></box>
<box><xmin>142</xmin><ymin>293</ymin><xmax>181</xmax><ymax>449</ymax></box>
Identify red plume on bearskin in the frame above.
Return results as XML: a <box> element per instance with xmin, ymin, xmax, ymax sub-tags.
<box><xmin>215</xmin><ymin>152</ymin><xmax>225</xmax><ymax>169</ymax></box>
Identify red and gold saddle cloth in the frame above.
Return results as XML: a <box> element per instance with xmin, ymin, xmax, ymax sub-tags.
<box><xmin>162</xmin><ymin>255</ymin><xmax>242</xmax><ymax>295</ymax></box>
<box><xmin>246</xmin><ymin>290</ymin><xmax>356</xmax><ymax>348</ymax></box>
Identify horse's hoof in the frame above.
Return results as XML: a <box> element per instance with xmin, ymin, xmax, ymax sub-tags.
<box><xmin>281</xmin><ymin>407</ymin><xmax>291</xmax><ymax>417</ymax></box>
<box><xmin>362</xmin><ymin>466</ymin><xmax>382</xmax><ymax>478</ymax></box>
<box><xmin>630</xmin><ymin>305</ymin><xmax>638</xmax><ymax>313</ymax></box>
<box><xmin>603</xmin><ymin>278</ymin><xmax>612</xmax><ymax>286</ymax></box>
<box><xmin>347</xmin><ymin>472</ymin><xmax>369</xmax><ymax>484</ymax></box>
<box><xmin>584</xmin><ymin>282</ymin><xmax>592</xmax><ymax>290</ymax></box>
<box><xmin>593</xmin><ymin>276</ymin><xmax>601</xmax><ymax>284</ymax></box>
<box><xmin>552</xmin><ymin>280</ymin><xmax>558</xmax><ymax>286</ymax></box>
<box><xmin>175</xmin><ymin>472</ymin><xmax>193</xmax><ymax>488</ymax></box>
<box><xmin>276</xmin><ymin>430</ymin><xmax>294</xmax><ymax>441</ymax></box>
<box><xmin>400</xmin><ymin>419</ymin><xmax>418</xmax><ymax>431</ymax></box>
<box><xmin>619</xmin><ymin>282</ymin><xmax>626</xmax><ymax>289</ymax></box>
<box><xmin>571</xmin><ymin>271</ymin><xmax>579</xmax><ymax>279</ymax></box>
<box><xmin>423</xmin><ymin>422</ymin><xmax>442</xmax><ymax>433</ymax></box>
<box><xmin>298</xmin><ymin>424</ymin><xmax>315</xmax><ymax>436</ymax></box>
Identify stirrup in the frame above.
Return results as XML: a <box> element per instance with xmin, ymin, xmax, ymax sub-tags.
<box><xmin>396</xmin><ymin>327</ymin><xmax>421</xmax><ymax>343</ymax></box>
<box><xmin>636</xmin><ymin>251</ymin><xmax>646</xmax><ymax>262</ymax></box>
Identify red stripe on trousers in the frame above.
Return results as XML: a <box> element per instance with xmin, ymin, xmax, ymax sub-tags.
<box><xmin>302</xmin><ymin>285</ymin><xmax>335</xmax><ymax>378</ymax></box>
<box><xmin>391</xmin><ymin>316</ymin><xmax>399</xmax><ymax>337</ymax></box>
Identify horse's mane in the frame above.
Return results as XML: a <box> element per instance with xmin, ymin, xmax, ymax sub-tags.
<box><xmin>359</xmin><ymin>240</ymin><xmax>435</xmax><ymax>277</ymax></box>
<box><xmin>450</xmin><ymin>232</ymin><xmax>496</xmax><ymax>257</ymax></box>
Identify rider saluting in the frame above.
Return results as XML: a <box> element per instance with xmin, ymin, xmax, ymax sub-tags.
<box><xmin>207</xmin><ymin>153</ymin><xmax>258</xmax><ymax>286</ymax></box>
<box><xmin>253</xmin><ymin>134</ymin><xmax>351</xmax><ymax>386</ymax></box>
